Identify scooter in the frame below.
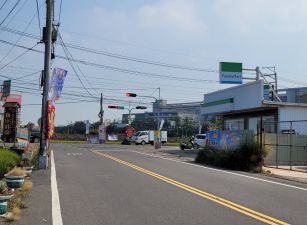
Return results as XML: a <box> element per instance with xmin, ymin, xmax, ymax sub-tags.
<box><xmin>179</xmin><ymin>137</ymin><xmax>199</xmax><ymax>150</ymax></box>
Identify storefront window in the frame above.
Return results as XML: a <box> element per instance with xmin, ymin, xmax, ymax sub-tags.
<box><xmin>248</xmin><ymin>117</ymin><xmax>260</xmax><ymax>134</ymax></box>
<box><xmin>225</xmin><ymin>119</ymin><xmax>244</xmax><ymax>131</ymax></box>
<box><xmin>263</xmin><ymin>116</ymin><xmax>275</xmax><ymax>133</ymax></box>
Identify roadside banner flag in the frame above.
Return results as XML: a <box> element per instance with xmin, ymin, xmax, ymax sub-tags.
<box><xmin>85</xmin><ymin>120</ymin><xmax>90</xmax><ymax>135</ymax></box>
<box><xmin>48</xmin><ymin>68</ymin><xmax>68</xmax><ymax>101</ymax></box>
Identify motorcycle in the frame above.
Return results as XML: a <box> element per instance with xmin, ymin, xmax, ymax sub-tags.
<box><xmin>179</xmin><ymin>137</ymin><xmax>199</xmax><ymax>150</ymax></box>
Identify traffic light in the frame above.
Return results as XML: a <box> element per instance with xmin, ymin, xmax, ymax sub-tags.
<box><xmin>135</xmin><ymin>106</ymin><xmax>147</xmax><ymax>109</ymax></box>
<box><xmin>126</xmin><ymin>93</ymin><xmax>137</xmax><ymax>97</ymax></box>
<box><xmin>108</xmin><ymin>105</ymin><xmax>125</xmax><ymax>110</ymax></box>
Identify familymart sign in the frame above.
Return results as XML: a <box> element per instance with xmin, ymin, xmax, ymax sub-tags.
<box><xmin>219</xmin><ymin>62</ymin><xmax>242</xmax><ymax>84</ymax></box>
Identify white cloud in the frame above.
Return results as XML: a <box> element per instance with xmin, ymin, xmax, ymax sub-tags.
<box><xmin>138</xmin><ymin>0</ymin><xmax>206</xmax><ymax>33</ymax></box>
<box><xmin>212</xmin><ymin>0</ymin><xmax>307</xmax><ymax>33</ymax></box>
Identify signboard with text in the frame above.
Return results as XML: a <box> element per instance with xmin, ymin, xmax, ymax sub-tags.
<box><xmin>219</xmin><ymin>62</ymin><xmax>243</xmax><ymax>84</ymax></box>
<box><xmin>99</xmin><ymin>124</ymin><xmax>106</xmax><ymax>143</ymax></box>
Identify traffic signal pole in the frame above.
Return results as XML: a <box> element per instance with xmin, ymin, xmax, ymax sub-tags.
<box><xmin>39</xmin><ymin>0</ymin><xmax>54</xmax><ymax>169</ymax></box>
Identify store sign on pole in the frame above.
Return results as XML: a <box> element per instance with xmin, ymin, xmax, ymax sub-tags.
<box><xmin>99</xmin><ymin>124</ymin><xmax>106</xmax><ymax>143</ymax></box>
<box><xmin>219</xmin><ymin>62</ymin><xmax>243</xmax><ymax>84</ymax></box>
<box><xmin>263</xmin><ymin>84</ymin><xmax>271</xmax><ymax>100</ymax></box>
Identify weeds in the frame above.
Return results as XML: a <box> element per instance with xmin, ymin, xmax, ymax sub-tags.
<box><xmin>19</xmin><ymin>180</ymin><xmax>33</xmax><ymax>197</ymax></box>
<box><xmin>195</xmin><ymin>142</ymin><xmax>268</xmax><ymax>171</ymax></box>
<box><xmin>0</xmin><ymin>150</ymin><xmax>20</xmax><ymax>178</ymax></box>
<box><xmin>8</xmin><ymin>197</ymin><xmax>25</xmax><ymax>210</ymax></box>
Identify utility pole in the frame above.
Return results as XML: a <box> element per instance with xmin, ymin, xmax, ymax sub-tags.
<box><xmin>256</xmin><ymin>66</ymin><xmax>260</xmax><ymax>80</ymax></box>
<box><xmin>157</xmin><ymin>87</ymin><xmax>160</xmax><ymax>131</ymax></box>
<box><xmin>100</xmin><ymin>93</ymin><xmax>104</xmax><ymax>124</ymax></box>
<box><xmin>39</xmin><ymin>0</ymin><xmax>54</xmax><ymax>169</ymax></box>
<box><xmin>128</xmin><ymin>101</ymin><xmax>131</xmax><ymax>125</ymax></box>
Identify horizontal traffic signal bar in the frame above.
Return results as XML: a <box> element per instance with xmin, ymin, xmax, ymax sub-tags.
<box><xmin>135</xmin><ymin>106</ymin><xmax>147</xmax><ymax>109</ymax></box>
<box><xmin>108</xmin><ymin>105</ymin><xmax>125</xmax><ymax>110</ymax></box>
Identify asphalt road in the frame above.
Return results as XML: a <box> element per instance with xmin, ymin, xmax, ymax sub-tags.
<box><xmin>52</xmin><ymin>144</ymin><xmax>307</xmax><ymax>225</ymax></box>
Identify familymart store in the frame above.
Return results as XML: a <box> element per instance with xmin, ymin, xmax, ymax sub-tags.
<box><xmin>201</xmin><ymin>80</ymin><xmax>307</xmax><ymax>134</ymax></box>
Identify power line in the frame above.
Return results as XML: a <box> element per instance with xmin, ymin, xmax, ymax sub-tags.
<box><xmin>0</xmin><ymin>39</ymin><xmax>219</xmax><ymax>83</ymax></box>
<box><xmin>0</xmin><ymin>0</ymin><xmax>8</xmax><ymax>11</ymax></box>
<box><xmin>0</xmin><ymin>2</ymin><xmax>43</xmax><ymax>65</ymax></box>
<box><xmin>0</xmin><ymin>0</ymin><xmax>22</xmax><ymax>26</ymax></box>
<box><xmin>12</xmin><ymin>86</ymin><xmax>151</xmax><ymax>106</ymax></box>
<box><xmin>58</xmin><ymin>34</ymin><xmax>96</xmax><ymax>97</ymax></box>
<box><xmin>65</xmin><ymin>43</ymin><xmax>217</xmax><ymax>73</ymax></box>
<box><xmin>58</xmin><ymin>0</ymin><xmax>63</xmax><ymax>24</ymax></box>
<box><xmin>22</xmin><ymin>99</ymin><xmax>98</xmax><ymax>106</ymax></box>
<box><xmin>35</xmin><ymin>0</ymin><xmax>42</xmax><ymax>37</ymax></box>
<box><xmin>0</xmin><ymin>42</ymin><xmax>39</xmax><ymax>71</ymax></box>
<box><xmin>0</xmin><ymin>26</ymin><xmax>218</xmax><ymax>73</ymax></box>
<box><xmin>58</xmin><ymin>32</ymin><xmax>99</xmax><ymax>95</ymax></box>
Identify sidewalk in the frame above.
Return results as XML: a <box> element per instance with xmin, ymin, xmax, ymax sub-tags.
<box><xmin>0</xmin><ymin>168</ymin><xmax>52</xmax><ymax>225</ymax></box>
<box><xmin>263</xmin><ymin>166</ymin><xmax>307</xmax><ymax>184</ymax></box>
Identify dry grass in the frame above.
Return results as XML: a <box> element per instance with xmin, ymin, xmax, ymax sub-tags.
<box><xmin>5</xmin><ymin>207</ymin><xmax>20</xmax><ymax>221</ymax></box>
<box><xmin>8</xmin><ymin>197</ymin><xmax>25</xmax><ymax>210</ymax></box>
<box><xmin>19</xmin><ymin>180</ymin><xmax>33</xmax><ymax>197</ymax></box>
<box><xmin>6</xmin><ymin>168</ymin><xmax>26</xmax><ymax>177</ymax></box>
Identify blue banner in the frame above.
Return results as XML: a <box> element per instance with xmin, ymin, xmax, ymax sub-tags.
<box><xmin>48</xmin><ymin>68</ymin><xmax>68</xmax><ymax>101</ymax></box>
<box><xmin>206</xmin><ymin>130</ymin><xmax>242</xmax><ymax>150</ymax></box>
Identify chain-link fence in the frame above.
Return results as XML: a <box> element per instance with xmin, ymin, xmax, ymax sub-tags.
<box><xmin>263</xmin><ymin>120</ymin><xmax>307</xmax><ymax>172</ymax></box>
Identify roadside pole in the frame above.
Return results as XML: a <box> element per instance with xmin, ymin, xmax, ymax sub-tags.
<box><xmin>39</xmin><ymin>0</ymin><xmax>54</xmax><ymax>169</ymax></box>
<box><xmin>100</xmin><ymin>93</ymin><xmax>104</xmax><ymax>125</ymax></box>
<box><xmin>99</xmin><ymin>93</ymin><xmax>105</xmax><ymax>144</ymax></box>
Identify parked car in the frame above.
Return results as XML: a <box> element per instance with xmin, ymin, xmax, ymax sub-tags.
<box><xmin>194</xmin><ymin>134</ymin><xmax>207</xmax><ymax>149</ymax></box>
<box><xmin>29</xmin><ymin>129</ymin><xmax>41</xmax><ymax>143</ymax></box>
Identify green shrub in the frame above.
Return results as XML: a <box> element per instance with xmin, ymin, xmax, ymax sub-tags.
<box><xmin>195</xmin><ymin>142</ymin><xmax>267</xmax><ymax>172</ymax></box>
<box><xmin>0</xmin><ymin>149</ymin><xmax>21</xmax><ymax>178</ymax></box>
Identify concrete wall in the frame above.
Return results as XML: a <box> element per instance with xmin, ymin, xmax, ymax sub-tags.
<box><xmin>201</xmin><ymin>80</ymin><xmax>264</xmax><ymax>115</ymax></box>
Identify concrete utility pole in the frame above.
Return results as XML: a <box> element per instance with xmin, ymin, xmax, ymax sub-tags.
<box><xmin>157</xmin><ymin>87</ymin><xmax>160</xmax><ymax>131</ymax></box>
<box><xmin>100</xmin><ymin>93</ymin><xmax>104</xmax><ymax>124</ymax></box>
<box><xmin>128</xmin><ymin>101</ymin><xmax>131</xmax><ymax>125</ymax></box>
<box><xmin>39</xmin><ymin>0</ymin><xmax>54</xmax><ymax>169</ymax></box>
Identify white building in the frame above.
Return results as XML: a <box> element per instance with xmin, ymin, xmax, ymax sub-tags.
<box><xmin>201</xmin><ymin>80</ymin><xmax>307</xmax><ymax>134</ymax></box>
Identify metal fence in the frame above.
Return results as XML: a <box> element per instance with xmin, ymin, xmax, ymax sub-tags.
<box><xmin>263</xmin><ymin>120</ymin><xmax>307</xmax><ymax>172</ymax></box>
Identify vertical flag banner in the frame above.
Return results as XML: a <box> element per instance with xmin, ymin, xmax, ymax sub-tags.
<box><xmin>48</xmin><ymin>68</ymin><xmax>68</xmax><ymax>101</ymax></box>
<box><xmin>47</xmin><ymin>100</ymin><xmax>55</xmax><ymax>139</ymax></box>
<box><xmin>85</xmin><ymin>120</ymin><xmax>90</xmax><ymax>135</ymax></box>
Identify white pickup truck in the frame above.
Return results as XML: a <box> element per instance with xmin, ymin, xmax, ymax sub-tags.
<box><xmin>131</xmin><ymin>130</ymin><xmax>167</xmax><ymax>145</ymax></box>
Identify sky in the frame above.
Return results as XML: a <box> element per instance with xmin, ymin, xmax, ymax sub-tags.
<box><xmin>0</xmin><ymin>0</ymin><xmax>306</xmax><ymax>125</ymax></box>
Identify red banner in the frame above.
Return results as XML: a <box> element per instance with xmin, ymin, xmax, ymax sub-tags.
<box><xmin>47</xmin><ymin>100</ymin><xmax>55</xmax><ymax>139</ymax></box>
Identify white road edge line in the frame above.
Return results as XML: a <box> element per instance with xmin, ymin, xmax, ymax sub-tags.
<box><xmin>51</xmin><ymin>150</ymin><xmax>63</xmax><ymax>225</ymax></box>
<box><xmin>124</xmin><ymin>150</ymin><xmax>307</xmax><ymax>192</ymax></box>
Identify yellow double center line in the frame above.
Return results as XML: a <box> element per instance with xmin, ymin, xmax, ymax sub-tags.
<box><xmin>93</xmin><ymin>151</ymin><xmax>290</xmax><ymax>225</ymax></box>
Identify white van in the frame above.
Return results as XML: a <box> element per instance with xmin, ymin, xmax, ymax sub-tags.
<box><xmin>131</xmin><ymin>130</ymin><xmax>167</xmax><ymax>145</ymax></box>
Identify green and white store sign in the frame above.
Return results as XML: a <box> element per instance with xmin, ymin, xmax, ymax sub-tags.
<box><xmin>219</xmin><ymin>62</ymin><xmax>243</xmax><ymax>84</ymax></box>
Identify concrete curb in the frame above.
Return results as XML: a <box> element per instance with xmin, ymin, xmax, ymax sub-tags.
<box><xmin>262</xmin><ymin>173</ymin><xmax>307</xmax><ymax>185</ymax></box>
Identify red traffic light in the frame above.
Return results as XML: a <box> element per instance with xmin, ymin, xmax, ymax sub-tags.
<box><xmin>126</xmin><ymin>93</ymin><xmax>137</xmax><ymax>97</ymax></box>
<box><xmin>108</xmin><ymin>105</ymin><xmax>125</xmax><ymax>110</ymax></box>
